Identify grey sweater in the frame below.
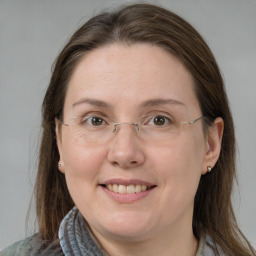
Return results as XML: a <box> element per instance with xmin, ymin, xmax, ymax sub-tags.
<box><xmin>0</xmin><ymin>207</ymin><xmax>222</xmax><ymax>256</ymax></box>
<box><xmin>0</xmin><ymin>233</ymin><xmax>222</xmax><ymax>256</ymax></box>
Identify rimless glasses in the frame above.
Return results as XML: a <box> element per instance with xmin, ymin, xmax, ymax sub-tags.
<box><xmin>57</xmin><ymin>113</ymin><xmax>203</xmax><ymax>144</ymax></box>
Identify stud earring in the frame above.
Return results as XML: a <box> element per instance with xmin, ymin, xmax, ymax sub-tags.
<box><xmin>207</xmin><ymin>166</ymin><xmax>212</xmax><ymax>172</ymax></box>
<box><xmin>58</xmin><ymin>163</ymin><xmax>61</xmax><ymax>167</ymax></box>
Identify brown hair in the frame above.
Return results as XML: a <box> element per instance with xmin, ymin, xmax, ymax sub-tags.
<box><xmin>35</xmin><ymin>3</ymin><xmax>255</xmax><ymax>255</ymax></box>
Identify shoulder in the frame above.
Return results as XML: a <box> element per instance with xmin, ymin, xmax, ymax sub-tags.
<box><xmin>0</xmin><ymin>234</ymin><xmax>64</xmax><ymax>256</ymax></box>
<box><xmin>0</xmin><ymin>236</ymin><xmax>34</xmax><ymax>256</ymax></box>
<box><xmin>204</xmin><ymin>235</ymin><xmax>226</xmax><ymax>256</ymax></box>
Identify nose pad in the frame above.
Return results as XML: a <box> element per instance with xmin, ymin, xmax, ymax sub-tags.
<box><xmin>107</xmin><ymin>123</ymin><xmax>145</xmax><ymax>168</ymax></box>
<box><xmin>112</xmin><ymin>122</ymin><xmax>139</xmax><ymax>133</ymax></box>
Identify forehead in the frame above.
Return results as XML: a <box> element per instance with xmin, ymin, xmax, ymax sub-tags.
<box><xmin>64</xmin><ymin>43</ymin><xmax>200</xmax><ymax>114</ymax></box>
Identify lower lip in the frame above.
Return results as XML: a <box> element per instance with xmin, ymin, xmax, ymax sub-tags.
<box><xmin>101</xmin><ymin>186</ymin><xmax>155</xmax><ymax>203</ymax></box>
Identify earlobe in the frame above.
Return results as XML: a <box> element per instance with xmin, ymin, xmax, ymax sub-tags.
<box><xmin>202</xmin><ymin>117</ymin><xmax>224</xmax><ymax>175</ymax></box>
<box><xmin>55</xmin><ymin>118</ymin><xmax>65</xmax><ymax>173</ymax></box>
<box><xmin>58</xmin><ymin>161</ymin><xmax>65</xmax><ymax>173</ymax></box>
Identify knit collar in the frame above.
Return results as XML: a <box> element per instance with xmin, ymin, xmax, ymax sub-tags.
<box><xmin>59</xmin><ymin>206</ymin><xmax>105</xmax><ymax>255</ymax></box>
<box><xmin>59</xmin><ymin>206</ymin><xmax>207</xmax><ymax>256</ymax></box>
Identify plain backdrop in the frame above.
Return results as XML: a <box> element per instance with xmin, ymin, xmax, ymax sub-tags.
<box><xmin>0</xmin><ymin>0</ymin><xmax>255</xmax><ymax>250</ymax></box>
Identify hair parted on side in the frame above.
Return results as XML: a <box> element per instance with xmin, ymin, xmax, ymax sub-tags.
<box><xmin>34</xmin><ymin>3</ymin><xmax>255</xmax><ymax>255</ymax></box>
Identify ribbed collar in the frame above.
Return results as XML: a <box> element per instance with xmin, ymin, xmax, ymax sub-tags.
<box><xmin>59</xmin><ymin>206</ymin><xmax>210</xmax><ymax>256</ymax></box>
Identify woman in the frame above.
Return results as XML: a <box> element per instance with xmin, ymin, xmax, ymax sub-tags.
<box><xmin>1</xmin><ymin>3</ymin><xmax>255</xmax><ymax>256</ymax></box>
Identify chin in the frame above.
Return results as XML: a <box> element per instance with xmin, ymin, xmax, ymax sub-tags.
<box><xmin>92</xmin><ymin>211</ymin><xmax>154</xmax><ymax>241</ymax></box>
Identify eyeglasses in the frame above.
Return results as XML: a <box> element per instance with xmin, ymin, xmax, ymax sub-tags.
<box><xmin>57</xmin><ymin>114</ymin><xmax>203</xmax><ymax>144</ymax></box>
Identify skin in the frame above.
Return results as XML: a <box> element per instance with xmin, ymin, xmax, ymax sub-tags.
<box><xmin>56</xmin><ymin>44</ymin><xmax>223</xmax><ymax>256</ymax></box>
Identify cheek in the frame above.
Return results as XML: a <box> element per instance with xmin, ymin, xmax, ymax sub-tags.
<box><xmin>151</xmin><ymin>135</ymin><xmax>205</xmax><ymax>199</ymax></box>
<box><xmin>61</xmin><ymin>136</ymin><xmax>106</xmax><ymax>191</ymax></box>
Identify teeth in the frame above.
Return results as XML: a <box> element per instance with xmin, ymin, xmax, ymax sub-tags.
<box><xmin>135</xmin><ymin>184</ymin><xmax>141</xmax><ymax>193</ymax></box>
<box><xmin>119</xmin><ymin>185</ymin><xmax>126</xmax><ymax>194</ymax></box>
<box><xmin>127</xmin><ymin>185</ymin><xmax>135</xmax><ymax>194</ymax></box>
<box><xmin>141</xmin><ymin>185</ymin><xmax>147</xmax><ymax>191</ymax></box>
<box><xmin>112</xmin><ymin>184</ymin><xmax>118</xmax><ymax>193</ymax></box>
<box><xmin>106</xmin><ymin>184</ymin><xmax>150</xmax><ymax>194</ymax></box>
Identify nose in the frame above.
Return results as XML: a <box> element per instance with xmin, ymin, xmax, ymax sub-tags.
<box><xmin>107</xmin><ymin>124</ymin><xmax>145</xmax><ymax>168</ymax></box>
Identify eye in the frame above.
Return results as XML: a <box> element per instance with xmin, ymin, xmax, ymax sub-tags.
<box><xmin>153</xmin><ymin>115</ymin><xmax>168</xmax><ymax>126</ymax></box>
<box><xmin>83</xmin><ymin>116</ymin><xmax>106</xmax><ymax>126</ymax></box>
<box><xmin>146</xmin><ymin>115</ymin><xmax>171</xmax><ymax>126</ymax></box>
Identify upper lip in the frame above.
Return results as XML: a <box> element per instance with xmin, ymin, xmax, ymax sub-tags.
<box><xmin>101</xmin><ymin>178</ymin><xmax>155</xmax><ymax>187</ymax></box>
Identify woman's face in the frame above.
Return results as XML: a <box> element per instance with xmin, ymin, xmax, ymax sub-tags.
<box><xmin>57</xmin><ymin>44</ymin><xmax>214</xmax><ymax>242</ymax></box>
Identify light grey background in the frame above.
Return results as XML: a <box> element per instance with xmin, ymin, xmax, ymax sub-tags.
<box><xmin>0</xmin><ymin>0</ymin><xmax>255</xmax><ymax>250</ymax></box>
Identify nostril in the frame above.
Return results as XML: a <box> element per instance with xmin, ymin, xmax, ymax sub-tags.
<box><xmin>111</xmin><ymin>160</ymin><xmax>138</xmax><ymax>168</ymax></box>
<box><xmin>111</xmin><ymin>161</ymin><xmax>119</xmax><ymax>167</ymax></box>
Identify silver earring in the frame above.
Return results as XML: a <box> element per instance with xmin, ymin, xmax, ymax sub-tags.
<box><xmin>207</xmin><ymin>166</ymin><xmax>212</xmax><ymax>172</ymax></box>
<box><xmin>58</xmin><ymin>163</ymin><xmax>61</xmax><ymax>167</ymax></box>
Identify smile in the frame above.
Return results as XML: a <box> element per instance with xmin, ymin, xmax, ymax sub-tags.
<box><xmin>100</xmin><ymin>179</ymin><xmax>156</xmax><ymax>203</ymax></box>
<box><xmin>104</xmin><ymin>184</ymin><xmax>153</xmax><ymax>194</ymax></box>
<box><xmin>101</xmin><ymin>184</ymin><xmax>156</xmax><ymax>203</ymax></box>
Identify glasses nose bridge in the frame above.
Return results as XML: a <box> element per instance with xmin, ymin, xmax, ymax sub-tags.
<box><xmin>112</xmin><ymin>122</ymin><xmax>140</xmax><ymax>134</ymax></box>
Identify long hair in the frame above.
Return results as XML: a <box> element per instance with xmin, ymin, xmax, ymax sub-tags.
<box><xmin>35</xmin><ymin>3</ymin><xmax>255</xmax><ymax>255</ymax></box>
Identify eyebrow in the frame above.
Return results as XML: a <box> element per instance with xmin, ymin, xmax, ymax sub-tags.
<box><xmin>140</xmin><ymin>98</ymin><xmax>186</xmax><ymax>108</ymax></box>
<box><xmin>72</xmin><ymin>98</ymin><xmax>112</xmax><ymax>108</ymax></box>
<box><xmin>72</xmin><ymin>98</ymin><xmax>186</xmax><ymax>108</ymax></box>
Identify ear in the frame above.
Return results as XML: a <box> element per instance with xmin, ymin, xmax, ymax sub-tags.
<box><xmin>55</xmin><ymin>118</ymin><xmax>65</xmax><ymax>173</ymax></box>
<box><xmin>202</xmin><ymin>117</ymin><xmax>224</xmax><ymax>175</ymax></box>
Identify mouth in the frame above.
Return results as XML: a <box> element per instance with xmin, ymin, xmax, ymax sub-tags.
<box><xmin>100</xmin><ymin>184</ymin><xmax>156</xmax><ymax>194</ymax></box>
